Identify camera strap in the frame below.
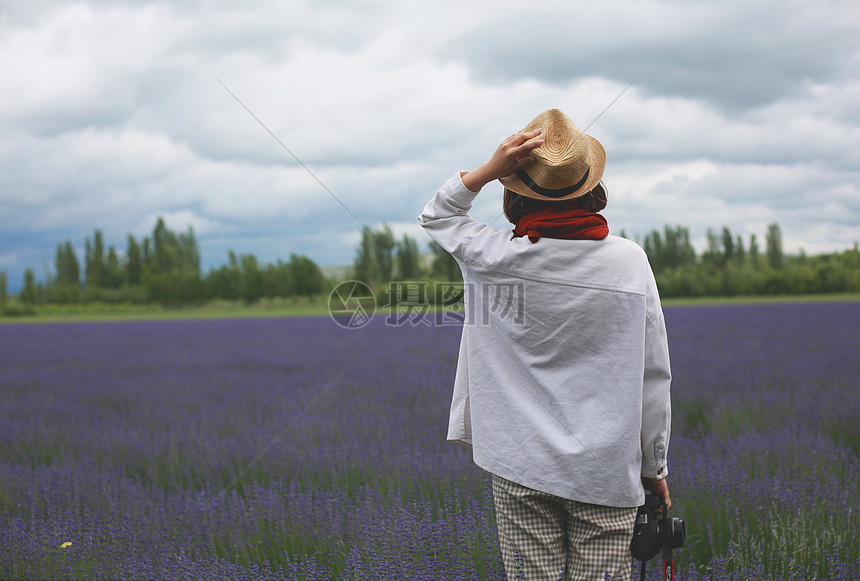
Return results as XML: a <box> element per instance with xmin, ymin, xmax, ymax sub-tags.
<box><xmin>661</xmin><ymin>543</ymin><xmax>675</xmax><ymax>581</ymax></box>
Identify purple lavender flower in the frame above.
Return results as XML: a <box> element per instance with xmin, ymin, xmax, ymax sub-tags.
<box><xmin>1</xmin><ymin>302</ymin><xmax>857</xmax><ymax>579</ymax></box>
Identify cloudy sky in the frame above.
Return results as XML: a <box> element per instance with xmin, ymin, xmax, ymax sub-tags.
<box><xmin>2</xmin><ymin>0</ymin><xmax>859</xmax><ymax>290</ymax></box>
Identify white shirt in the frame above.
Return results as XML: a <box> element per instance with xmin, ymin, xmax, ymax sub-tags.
<box><xmin>418</xmin><ymin>173</ymin><xmax>672</xmax><ymax>508</ymax></box>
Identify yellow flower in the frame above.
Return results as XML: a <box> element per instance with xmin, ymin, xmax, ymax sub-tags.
<box><xmin>60</xmin><ymin>542</ymin><xmax>73</xmax><ymax>549</ymax></box>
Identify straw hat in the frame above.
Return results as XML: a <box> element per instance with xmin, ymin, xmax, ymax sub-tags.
<box><xmin>499</xmin><ymin>108</ymin><xmax>606</xmax><ymax>201</ymax></box>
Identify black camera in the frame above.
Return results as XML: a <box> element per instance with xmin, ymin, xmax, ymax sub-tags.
<box><xmin>631</xmin><ymin>491</ymin><xmax>686</xmax><ymax>562</ymax></box>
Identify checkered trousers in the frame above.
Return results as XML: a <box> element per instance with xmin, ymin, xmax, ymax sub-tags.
<box><xmin>491</xmin><ymin>474</ymin><xmax>638</xmax><ymax>581</ymax></box>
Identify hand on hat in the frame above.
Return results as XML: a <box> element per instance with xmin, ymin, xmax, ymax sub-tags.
<box><xmin>462</xmin><ymin>129</ymin><xmax>544</xmax><ymax>193</ymax></box>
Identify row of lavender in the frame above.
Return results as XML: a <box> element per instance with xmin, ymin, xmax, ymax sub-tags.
<box><xmin>1</xmin><ymin>302</ymin><xmax>858</xmax><ymax>579</ymax></box>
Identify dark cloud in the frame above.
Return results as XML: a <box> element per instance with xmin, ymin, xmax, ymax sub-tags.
<box><xmin>439</xmin><ymin>3</ymin><xmax>860</xmax><ymax>114</ymax></box>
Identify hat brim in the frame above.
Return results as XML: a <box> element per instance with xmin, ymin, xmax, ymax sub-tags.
<box><xmin>499</xmin><ymin>135</ymin><xmax>606</xmax><ymax>201</ymax></box>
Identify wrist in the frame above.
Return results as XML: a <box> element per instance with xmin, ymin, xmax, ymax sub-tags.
<box><xmin>462</xmin><ymin>164</ymin><xmax>494</xmax><ymax>192</ymax></box>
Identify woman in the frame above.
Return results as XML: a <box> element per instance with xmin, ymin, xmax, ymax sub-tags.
<box><xmin>418</xmin><ymin>109</ymin><xmax>672</xmax><ymax>580</ymax></box>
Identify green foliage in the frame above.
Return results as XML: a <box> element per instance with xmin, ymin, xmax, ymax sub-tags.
<box><xmin>396</xmin><ymin>234</ymin><xmax>420</xmax><ymax>281</ymax></box>
<box><xmin>0</xmin><ymin>271</ymin><xmax>7</xmax><ymax>305</ymax></box>
<box><xmin>10</xmin><ymin>217</ymin><xmax>329</xmax><ymax>311</ymax></box>
<box><xmin>373</xmin><ymin>224</ymin><xmax>396</xmax><ymax>284</ymax></box>
<box><xmin>143</xmin><ymin>272</ymin><xmax>204</xmax><ymax>304</ymax></box>
<box><xmin>46</xmin><ymin>283</ymin><xmax>82</xmax><ymax>304</ymax></box>
<box><xmin>428</xmin><ymin>240</ymin><xmax>461</xmax><ymax>283</ymax></box>
<box><xmin>104</xmin><ymin>247</ymin><xmax>124</xmax><ymax>289</ymax></box>
<box><xmin>140</xmin><ymin>218</ymin><xmax>202</xmax><ymax>304</ymax></box>
<box><xmin>9</xmin><ymin>218</ymin><xmax>858</xmax><ymax>316</ymax></box>
<box><xmin>20</xmin><ymin>269</ymin><xmax>37</xmax><ymax>304</ymax></box>
<box><xmin>85</xmin><ymin>230</ymin><xmax>106</xmax><ymax>289</ymax></box>
<box><xmin>643</xmin><ymin>222</ymin><xmax>859</xmax><ymax>298</ymax></box>
<box><xmin>643</xmin><ymin>225</ymin><xmax>696</xmax><ymax>272</ymax></box>
<box><xmin>288</xmin><ymin>254</ymin><xmax>325</xmax><ymax>297</ymax></box>
<box><xmin>205</xmin><ymin>252</ymin><xmax>325</xmax><ymax>303</ymax></box>
<box><xmin>353</xmin><ymin>227</ymin><xmax>377</xmax><ymax>288</ymax></box>
<box><xmin>353</xmin><ymin>224</ymin><xmax>431</xmax><ymax>290</ymax></box>
<box><xmin>766</xmin><ymin>223</ymin><xmax>784</xmax><ymax>270</ymax></box>
<box><xmin>54</xmin><ymin>241</ymin><xmax>80</xmax><ymax>287</ymax></box>
<box><xmin>126</xmin><ymin>234</ymin><xmax>142</xmax><ymax>285</ymax></box>
<box><xmin>1</xmin><ymin>300</ymin><xmax>37</xmax><ymax>317</ymax></box>
<box><xmin>149</xmin><ymin>217</ymin><xmax>200</xmax><ymax>276</ymax></box>
<box><xmin>239</xmin><ymin>253</ymin><xmax>264</xmax><ymax>303</ymax></box>
<box><xmin>82</xmin><ymin>229</ymin><xmax>132</xmax><ymax>295</ymax></box>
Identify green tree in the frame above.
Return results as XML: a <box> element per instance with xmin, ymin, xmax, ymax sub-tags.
<box><xmin>55</xmin><ymin>241</ymin><xmax>80</xmax><ymax>287</ymax></box>
<box><xmin>644</xmin><ymin>225</ymin><xmax>695</xmax><ymax>272</ymax></box>
<box><xmin>289</xmin><ymin>254</ymin><xmax>324</xmax><ymax>296</ymax></box>
<box><xmin>353</xmin><ymin>224</ymin><xmax>396</xmax><ymax>289</ymax></box>
<box><xmin>749</xmin><ymin>233</ymin><xmax>760</xmax><ymax>266</ymax></box>
<box><xmin>105</xmin><ymin>246</ymin><xmax>125</xmax><ymax>289</ymax></box>
<box><xmin>721</xmin><ymin>227</ymin><xmax>734</xmax><ymax>263</ymax></box>
<box><xmin>85</xmin><ymin>229</ymin><xmax>106</xmax><ymax>289</ymax></box>
<box><xmin>205</xmin><ymin>251</ymin><xmax>241</xmax><ymax>301</ymax></box>
<box><xmin>142</xmin><ymin>218</ymin><xmax>203</xmax><ymax>303</ymax></box>
<box><xmin>239</xmin><ymin>253</ymin><xmax>264</xmax><ymax>303</ymax></box>
<box><xmin>0</xmin><ymin>271</ymin><xmax>7</xmax><ymax>304</ymax></box>
<box><xmin>766</xmin><ymin>223</ymin><xmax>784</xmax><ymax>270</ymax></box>
<box><xmin>702</xmin><ymin>229</ymin><xmax>724</xmax><ymax>267</ymax></box>
<box><xmin>127</xmin><ymin>235</ymin><xmax>142</xmax><ymax>285</ymax></box>
<box><xmin>643</xmin><ymin>230</ymin><xmax>665</xmax><ymax>272</ymax></box>
<box><xmin>20</xmin><ymin>269</ymin><xmax>37</xmax><ymax>304</ymax></box>
<box><xmin>150</xmin><ymin>218</ymin><xmax>200</xmax><ymax>275</ymax></box>
<box><xmin>262</xmin><ymin>260</ymin><xmax>293</xmax><ymax>298</ymax></box>
<box><xmin>396</xmin><ymin>234</ymin><xmax>421</xmax><ymax>280</ymax></box>
<box><xmin>373</xmin><ymin>225</ymin><xmax>396</xmax><ymax>284</ymax></box>
<box><xmin>354</xmin><ymin>227</ymin><xmax>378</xmax><ymax>287</ymax></box>
<box><xmin>143</xmin><ymin>237</ymin><xmax>152</xmax><ymax>267</ymax></box>
<box><xmin>429</xmin><ymin>240</ymin><xmax>461</xmax><ymax>282</ymax></box>
<box><xmin>51</xmin><ymin>241</ymin><xmax>82</xmax><ymax>303</ymax></box>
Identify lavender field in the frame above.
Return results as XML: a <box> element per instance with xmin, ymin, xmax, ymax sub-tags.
<box><xmin>1</xmin><ymin>302</ymin><xmax>858</xmax><ymax>580</ymax></box>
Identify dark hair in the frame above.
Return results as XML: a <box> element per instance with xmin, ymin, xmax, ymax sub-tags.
<box><xmin>503</xmin><ymin>183</ymin><xmax>607</xmax><ymax>224</ymax></box>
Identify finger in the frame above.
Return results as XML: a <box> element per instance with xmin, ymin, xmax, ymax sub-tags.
<box><xmin>520</xmin><ymin>128</ymin><xmax>542</xmax><ymax>144</ymax></box>
<box><xmin>509</xmin><ymin>128</ymin><xmax>542</xmax><ymax>146</ymax></box>
<box><xmin>519</xmin><ymin>138</ymin><xmax>544</xmax><ymax>152</ymax></box>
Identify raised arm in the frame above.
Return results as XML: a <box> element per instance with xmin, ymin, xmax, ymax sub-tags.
<box><xmin>461</xmin><ymin>129</ymin><xmax>544</xmax><ymax>192</ymax></box>
<box><xmin>418</xmin><ymin>129</ymin><xmax>544</xmax><ymax>256</ymax></box>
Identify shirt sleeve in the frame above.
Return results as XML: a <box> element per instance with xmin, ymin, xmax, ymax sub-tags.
<box><xmin>641</xmin><ymin>260</ymin><xmax>672</xmax><ymax>480</ymax></box>
<box><xmin>417</xmin><ymin>172</ymin><xmax>495</xmax><ymax>260</ymax></box>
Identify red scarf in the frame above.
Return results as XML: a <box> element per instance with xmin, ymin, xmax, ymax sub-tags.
<box><xmin>513</xmin><ymin>208</ymin><xmax>609</xmax><ymax>243</ymax></box>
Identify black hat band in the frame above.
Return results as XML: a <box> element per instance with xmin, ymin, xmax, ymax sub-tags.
<box><xmin>515</xmin><ymin>168</ymin><xmax>590</xmax><ymax>198</ymax></box>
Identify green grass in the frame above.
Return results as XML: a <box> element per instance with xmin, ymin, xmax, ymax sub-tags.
<box><xmin>3</xmin><ymin>293</ymin><xmax>859</xmax><ymax>324</ymax></box>
<box><xmin>0</xmin><ymin>297</ymin><xmax>332</xmax><ymax>323</ymax></box>
<box><xmin>662</xmin><ymin>292</ymin><xmax>860</xmax><ymax>307</ymax></box>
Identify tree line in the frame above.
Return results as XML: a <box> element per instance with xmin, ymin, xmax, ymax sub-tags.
<box><xmin>3</xmin><ymin>217</ymin><xmax>327</xmax><ymax>310</ymax></box>
<box><xmin>635</xmin><ymin>223</ymin><xmax>860</xmax><ymax>297</ymax></box>
<box><xmin>352</xmin><ymin>224</ymin><xmax>459</xmax><ymax>292</ymax></box>
<box><xmin>1</xmin><ymin>219</ymin><xmax>858</xmax><ymax>314</ymax></box>
<box><xmin>351</xmin><ymin>222</ymin><xmax>860</xmax><ymax>300</ymax></box>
